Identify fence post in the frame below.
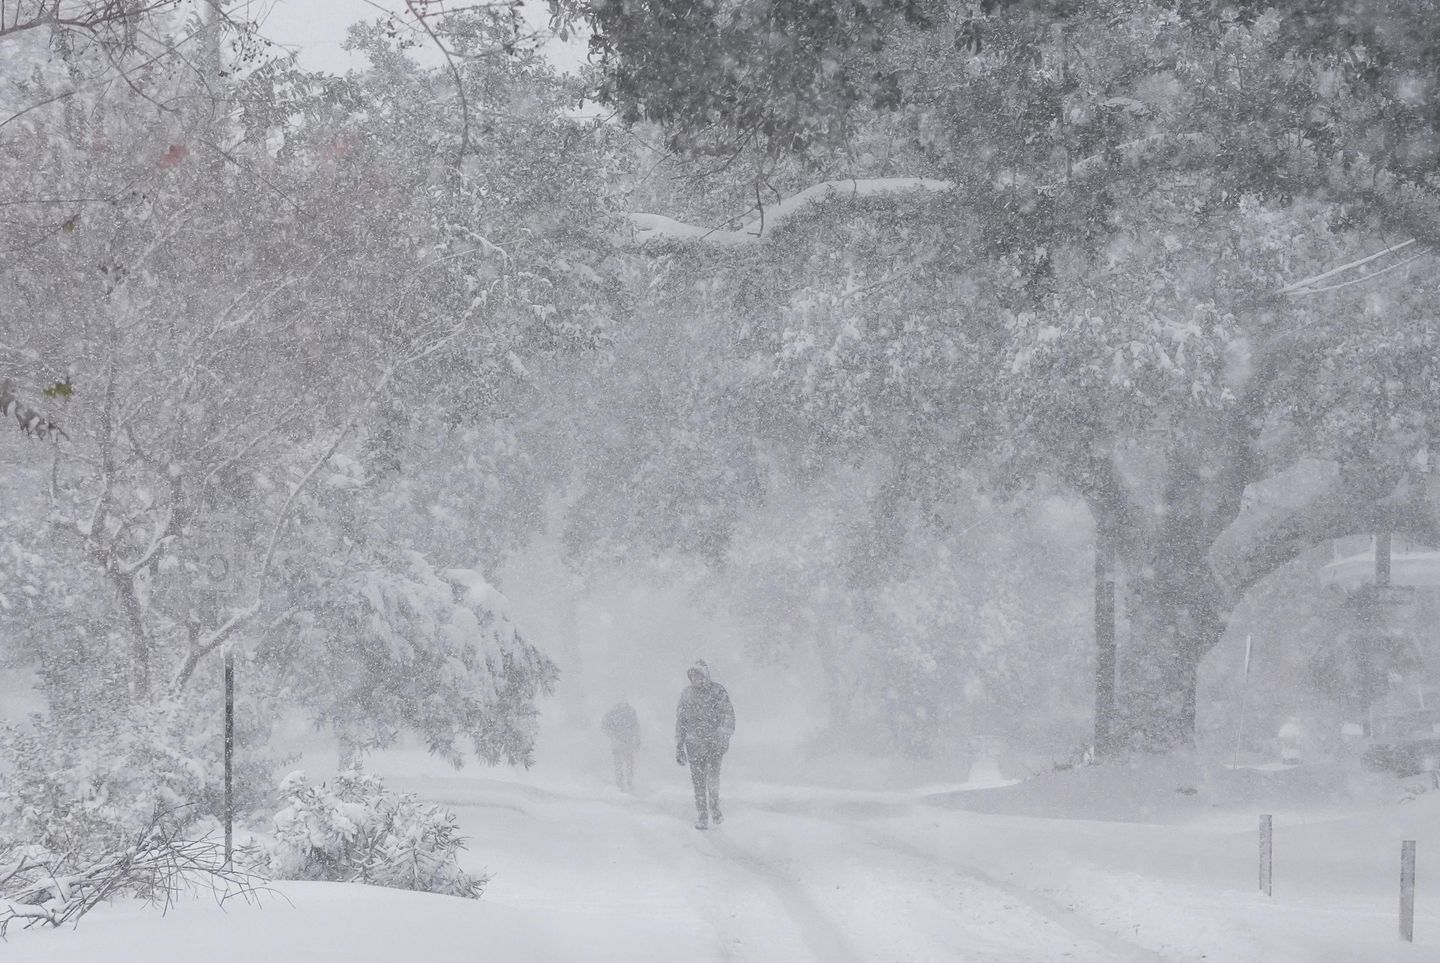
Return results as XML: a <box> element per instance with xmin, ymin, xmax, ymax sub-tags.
<box><xmin>1401</xmin><ymin>840</ymin><xmax>1416</xmax><ymax>943</ymax></box>
<box><xmin>1259</xmin><ymin>814</ymin><xmax>1273</xmax><ymax>896</ymax></box>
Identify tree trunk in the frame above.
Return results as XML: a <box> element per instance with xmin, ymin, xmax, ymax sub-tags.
<box><xmin>116</xmin><ymin>574</ymin><xmax>150</xmax><ymax>700</ymax></box>
<box><xmin>1114</xmin><ymin>564</ymin><xmax>1226</xmax><ymax>751</ymax></box>
<box><xmin>1113</xmin><ymin>449</ymin><xmax>1228</xmax><ymax>752</ymax></box>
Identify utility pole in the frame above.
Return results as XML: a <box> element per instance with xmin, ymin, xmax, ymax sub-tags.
<box><xmin>224</xmin><ymin>647</ymin><xmax>234</xmax><ymax>865</ymax></box>
<box><xmin>1366</xmin><ymin>520</ymin><xmax>1395</xmax><ymax>740</ymax></box>
<box><xmin>1094</xmin><ymin>521</ymin><xmax>1117</xmax><ymax>756</ymax></box>
<box><xmin>1376</xmin><ymin>523</ymin><xmax>1392</xmax><ymax>588</ymax></box>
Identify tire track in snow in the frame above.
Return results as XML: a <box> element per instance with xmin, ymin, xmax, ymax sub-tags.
<box><xmin>836</xmin><ymin>818</ymin><xmax>1166</xmax><ymax>963</ymax></box>
<box><xmin>704</xmin><ymin>831</ymin><xmax>867</xmax><ymax>963</ymax></box>
<box><xmin>619</xmin><ymin>816</ymin><xmax>749</xmax><ymax>963</ymax></box>
<box><xmin>617</xmin><ymin>795</ymin><xmax>866</xmax><ymax>963</ymax></box>
<box><xmin>736</xmin><ymin>789</ymin><xmax>1166</xmax><ymax>960</ymax></box>
<box><xmin>639</xmin><ymin>788</ymin><xmax>1156</xmax><ymax>961</ymax></box>
<box><xmin>424</xmin><ymin>776</ymin><xmax>1160</xmax><ymax>961</ymax></box>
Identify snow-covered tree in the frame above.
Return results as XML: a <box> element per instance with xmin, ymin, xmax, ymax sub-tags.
<box><xmin>564</xmin><ymin>0</ymin><xmax>1440</xmax><ymax>751</ymax></box>
<box><xmin>0</xmin><ymin>8</ymin><xmax>617</xmax><ymax>775</ymax></box>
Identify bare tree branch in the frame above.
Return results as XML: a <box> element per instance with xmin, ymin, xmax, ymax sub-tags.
<box><xmin>1</xmin><ymin>810</ymin><xmax>273</xmax><ymax>936</ymax></box>
<box><xmin>0</xmin><ymin>1</ymin><xmax>180</xmax><ymax>44</ymax></box>
<box><xmin>405</xmin><ymin>0</ymin><xmax>472</xmax><ymax>167</ymax></box>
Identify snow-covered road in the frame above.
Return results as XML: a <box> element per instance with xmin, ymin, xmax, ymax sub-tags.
<box><xmin>11</xmin><ymin>762</ymin><xmax>1440</xmax><ymax>961</ymax></box>
<box><xmin>435</xmin><ymin>774</ymin><xmax>1159</xmax><ymax>962</ymax></box>
<box><xmin>416</xmin><ymin>765</ymin><xmax>1439</xmax><ymax>962</ymax></box>
<box><xmin>405</xmin><ymin>773</ymin><xmax>1180</xmax><ymax>961</ymax></box>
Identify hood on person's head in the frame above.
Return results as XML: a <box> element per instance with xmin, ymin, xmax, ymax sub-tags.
<box><xmin>687</xmin><ymin>660</ymin><xmax>711</xmax><ymax>686</ymax></box>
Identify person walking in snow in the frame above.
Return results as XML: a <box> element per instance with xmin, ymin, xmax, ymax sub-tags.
<box><xmin>602</xmin><ymin>698</ymin><xmax>641</xmax><ymax>792</ymax></box>
<box><xmin>674</xmin><ymin>660</ymin><xmax>735</xmax><ymax>829</ymax></box>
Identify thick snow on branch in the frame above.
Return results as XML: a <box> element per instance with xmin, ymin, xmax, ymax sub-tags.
<box><xmin>628</xmin><ymin>177</ymin><xmax>954</xmax><ymax>246</ymax></box>
<box><xmin>1279</xmin><ymin>238</ymin><xmax>1422</xmax><ymax>296</ymax></box>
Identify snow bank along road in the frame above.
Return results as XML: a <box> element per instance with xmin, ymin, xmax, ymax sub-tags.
<box><xmin>12</xmin><ymin>770</ymin><xmax>1440</xmax><ymax>962</ymax></box>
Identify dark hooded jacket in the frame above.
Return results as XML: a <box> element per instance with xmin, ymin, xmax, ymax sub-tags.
<box><xmin>602</xmin><ymin>702</ymin><xmax>641</xmax><ymax>752</ymax></box>
<box><xmin>675</xmin><ymin>661</ymin><xmax>735</xmax><ymax>758</ymax></box>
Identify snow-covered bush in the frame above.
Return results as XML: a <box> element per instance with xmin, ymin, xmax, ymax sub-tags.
<box><xmin>257</xmin><ymin>769</ymin><xmax>487</xmax><ymax>898</ymax></box>
<box><xmin>0</xmin><ymin>693</ymin><xmax>277</xmax><ymax>855</ymax></box>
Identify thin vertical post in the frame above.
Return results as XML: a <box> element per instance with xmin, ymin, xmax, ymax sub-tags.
<box><xmin>1401</xmin><ymin>840</ymin><xmax>1416</xmax><ymax>942</ymax></box>
<box><xmin>224</xmin><ymin>649</ymin><xmax>234</xmax><ymax>866</ymax></box>
<box><xmin>1259</xmin><ymin>814</ymin><xmax>1273</xmax><ymax>896</ymax></box>
<box><xmin>1093</xmin><ymin>523</ymin><xmax>1116</xmax><ymax>756</ymax></box>
<box><xmin>1376</xmin><ymin>526</ymin><xmax>1393</xmax><ymax>588</ymax></box>
<box><xmin>1233</xmin><ymin>634</ymin><xmax>1254</xmax><ymax>770</ymax></box>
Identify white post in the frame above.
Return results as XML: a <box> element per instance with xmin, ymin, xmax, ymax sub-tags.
<box><xmin>1259</xmin><ymin>814</ymin><xmax>1273</xmax><ymax>896</ymax></box>
<box><xmin>1401</xmin><ymin>840</ymin><xmax>1416</xmax><ymax>942</ymax></box>
<box><xmin>1232</xmin><ymin>634</ymin><xmax>1253</xmax><ymax>769</ymax></box>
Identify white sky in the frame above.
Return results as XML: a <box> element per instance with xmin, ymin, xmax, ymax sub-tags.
<box><xmin>250</xmin><ymin>0</ymin><xmax>587</xmax><ymax>74</ymax></box>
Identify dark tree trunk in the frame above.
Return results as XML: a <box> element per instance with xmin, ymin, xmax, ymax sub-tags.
<box><xmin>1112</xmin><ymin>453</ymin><xmax>1229</xmax><ymax>751</ymax></box>
<box><xmin>1114</xmin><ymin>577</ymin><xmax>1225</xmax><ymax>750</ymax></box>
<box><xmin>116</xmin><ymin>573</ymin><xmax>150</xmax><ymax>700</ymax></box>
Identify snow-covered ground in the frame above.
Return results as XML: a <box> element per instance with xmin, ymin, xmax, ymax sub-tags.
<box><xmin>10</xmin><ymin>746</ymin><xmax>1439</xmax><ymax>962</ymax></box>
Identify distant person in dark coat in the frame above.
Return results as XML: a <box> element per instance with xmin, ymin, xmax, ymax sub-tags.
<box><xmin>602</xmin><ymin>699</ymin><xmax>641</xmax><ymax>792</ymax></box>
<box><xmin>674</xmin><ymin>660</ymin><xmax>735</xmax><ymax>829</ymax></box>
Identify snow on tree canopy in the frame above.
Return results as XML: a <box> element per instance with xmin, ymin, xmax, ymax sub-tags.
<box><xmin>292</xmin><ymin>552</ymin><xmax>556</xmax><ymax>767</ymax></box>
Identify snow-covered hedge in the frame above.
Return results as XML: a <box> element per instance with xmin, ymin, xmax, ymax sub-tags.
<box><xmin>257</xmin><ymin>769</ymin><xmax>486</xmax><ymax>898</ymax></box>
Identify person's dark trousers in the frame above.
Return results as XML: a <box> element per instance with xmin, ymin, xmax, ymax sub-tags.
<box><xmin>613</xmin><ymin>748</ymin><xmax>635</xmax><ymax>791</ymax></box>
<box><xmin>688</xmin><ymin>751</ymin><xmax>723</xmax><ymax>822</ymax></box>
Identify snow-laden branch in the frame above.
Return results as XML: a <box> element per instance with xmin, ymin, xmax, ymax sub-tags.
<box><xmin>624</xmin><ymin>135</ymin><xmax>1223</xmax><ymax>247</ymax></box>
<box><xmin>628</xmin><ymin>178</ymin><xmax>954</xmax><ymax>246</ymax></box>
<box><xmin>1290</xmin><ymin>253</ymin><xmax>1427</xmax><ymax>294</ymax></box>
<box><xmin>172</xmin><ymin>600</ymin><xmax>262</xmax><ymax>691</ymax></box>
<box><xmin>629</xmin><ymin>161</ymin><xmax>1431</xmax><ymax>305</ymax></box>
<box><xmin>174</xmin><ymin>349</ymin><xmax>440</xmax><ymax>691</ymax></box>
<box><xmin>1279</xmin><ymin>238</ymin><xmax>1424</xmax><ymax>296</ymax></box>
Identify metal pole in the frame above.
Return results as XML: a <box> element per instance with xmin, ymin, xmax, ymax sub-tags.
<box><xmin>1259</xmin><ymin>814</ymin><xmax>1273</xmax><ymax>896</ymax></box>
<box><xmin>224</xmin><ymin>649</ymin><xmax>234</xmax><ymax>866</ymax></box>
<box><xmin>1401</xmin><ymin>839</ymin><xmax>1416</xmax><ymax>942</ymax></box>
<box><xmin>1093</xmin><ymin>524</ymin><xmax>1116</xmax><ymax>756</ymax></box>
<box><xmin>1376</xmin><ymin>526</ymin><xmax>1392</xmax><ymax>588</ymax></box>
<box><xmin>1232</xmin><ymin>634</ymin><xmax>1253</xmax><ymax>770</ymax></box>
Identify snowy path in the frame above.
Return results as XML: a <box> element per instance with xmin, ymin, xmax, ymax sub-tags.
<box><xmin>411</xmin><ymin>766</ymin><xmax>1440</xmax><ymax>962</ymax></box>
<box><xmin>423</xmin><ymin>773</ymin><xmax>1170</xmax><ymax>962</ymax></box>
